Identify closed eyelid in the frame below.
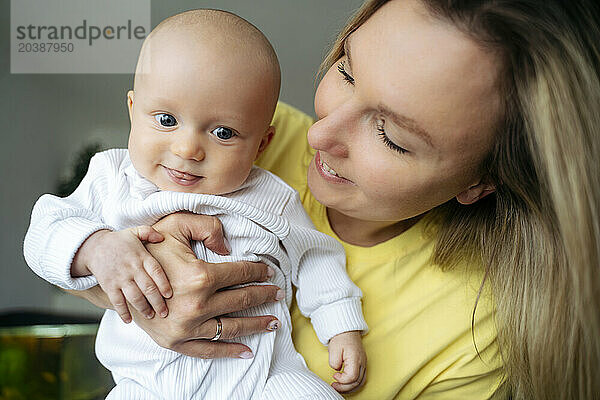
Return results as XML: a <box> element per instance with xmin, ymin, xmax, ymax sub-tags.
<box><xmin>338</xmin><ymin>61</ymin><xmax>355</xmax><ymax>85</ymax></box>
<box><xmin>378</xmin><ymin>105</ymin><xmax>435</xmax><ymax>148</ymax></box>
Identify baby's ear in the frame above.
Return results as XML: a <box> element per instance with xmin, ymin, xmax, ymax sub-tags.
<box><xmin>126</xmin><ymin>90</ymin><xmax>134</xmax><ymax>122</ymax></box>
<box><xmin>255</xmin><ymin>126</ymin><xmax>275</xmax><ymax>160</ymax></box>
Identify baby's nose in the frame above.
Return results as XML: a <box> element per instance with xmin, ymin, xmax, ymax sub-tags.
<box><xmin>170</xmin><ymin>134</ymin><xmax>205</xmax><ymax>161</ymax></box>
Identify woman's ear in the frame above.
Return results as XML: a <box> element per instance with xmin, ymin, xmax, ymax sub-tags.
<box><xmin>255</xmin><ymin>126</ymin><xmax>275</xmax><ymax>160</ymax></box>
<box><xmin>456</xmin><ymin>178</ymin><xmax>496</xmax><ymax>205</ymax></box>
<box><xmin>126</xmin><ymin>90</ymin><xmax>134</xmax><ymax>122</ymax></box>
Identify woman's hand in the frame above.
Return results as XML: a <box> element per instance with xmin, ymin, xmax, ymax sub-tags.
<box><xmin>129</xmin><ymin>211</ymin><xmax>283</xmax><ymax>359</ymax></box>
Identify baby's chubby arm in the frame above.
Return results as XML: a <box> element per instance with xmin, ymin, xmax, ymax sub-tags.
<box><xmin>280</xmin><ymin>193</ymin><xmax>368</xmax><ymax>341</ymax></box>
<box><xmin>328</xmin><ymin>331</ymin><xmax>367</xmax><ymax>393</ymax></box>
<box><xmin>280</xmin><ymin>192</ymin><xmax>368</xmax><ymax>391</ymax></box>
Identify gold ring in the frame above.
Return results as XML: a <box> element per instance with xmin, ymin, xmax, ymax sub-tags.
<box><xmin>210</xmin><ymin>317</ymin><xmax>223</xmax><ymax>341</ymax></box>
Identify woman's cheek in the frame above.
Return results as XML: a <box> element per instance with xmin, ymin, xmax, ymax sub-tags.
<box><xmin>354</xmin><ymin>156</ymin><xmax>393</xmax><ymax>193</ymax></box>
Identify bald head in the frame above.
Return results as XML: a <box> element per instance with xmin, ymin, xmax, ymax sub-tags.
<box><xmin>134</xmin><ymin>9</ymin><xmax>280</xmax><ymax>111</ymax></box>
<box><xmin>150</xmin><ymin>9</ymin><xmax>272</xmax><ymax>45</ymax></box>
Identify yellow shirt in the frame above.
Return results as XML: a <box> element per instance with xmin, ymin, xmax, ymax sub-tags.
<box><xmin>256</xmin><ymin>102</ymin><xmax>504</xmax><ymax>400</ymax></box>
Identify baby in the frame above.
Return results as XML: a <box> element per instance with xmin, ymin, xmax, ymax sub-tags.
<box><xmin>24</xmin><ymin>9</ymin><xmax>367</xmax><ymax>400</ymax></box>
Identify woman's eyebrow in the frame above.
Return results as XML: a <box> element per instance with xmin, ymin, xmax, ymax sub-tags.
<box><xmin>343</xmin><ymin>36</ymin><xmax>353</xmax><ymax>69</ymax></box>
<box><xmin>378</xmin><ymin>103</ymin><xmax>435</xmax><ymax>148</ymax></box>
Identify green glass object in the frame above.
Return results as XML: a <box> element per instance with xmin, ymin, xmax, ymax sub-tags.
<box><xmin>0</xmin><ymin>322</ymin><xmax>113</xmax><ymax>400</ymax></box>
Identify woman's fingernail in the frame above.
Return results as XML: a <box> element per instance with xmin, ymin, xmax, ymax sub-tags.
<box><xmin>267</xmin><ymin>320</ymin><xmax>280</xmax><ymax>331</ymax></box>
<box><xmin>239</xmin><ymin>351</ymin><xmax>253</xmax><ymax>359</ymax></box>
<box><xmin>275</xmin><ymin>289</ymin><xmax>285</xmax><ymax>301</ymax></box>
<box><xmin>223</xmin><ymin>237</ymin><xmax>231</xmax><ymax>252</ymax></box>
<box><xmin>145</xmin><ymin>311</ymin><xmax>155</xmax><ymax>319</ymax></box>
<box><xmin>266</xmin><ymin>267</ymin><xmax>275</xmax><ymax>279</ymax></box>
<box><xmin>160</xmin><ymin>310</ymin><xmax>168</xmax><ymax>318</ymax></box>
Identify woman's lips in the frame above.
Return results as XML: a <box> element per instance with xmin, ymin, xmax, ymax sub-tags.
<box><xmin>162</xmin><ymin>165</ymin><xmax>203</xmax><ymax>186</ymax></box>
<box><xmin>314</xmin><ymin>151</ymin><xmax>354</xmax><ymax>184</ymax></box>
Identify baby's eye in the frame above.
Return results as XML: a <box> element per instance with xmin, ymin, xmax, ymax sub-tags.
<box><xmin>211</xmin><ymin>126</ymin><xmax>237</xmax><ymax>140</ymax></box>
<box><xmin>154</xmin><ymin>113</ymin><xmax>177</xmax><ymax>127</ymax></box>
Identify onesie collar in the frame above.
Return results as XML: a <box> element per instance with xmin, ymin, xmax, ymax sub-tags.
<box><xmin>122</xmin><ymin>159</ymin><xmax>159</xmax><ymax>200</ymax></box>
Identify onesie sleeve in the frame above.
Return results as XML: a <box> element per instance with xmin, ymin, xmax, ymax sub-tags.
<box><xmin>23</xmin><ymin>151</ymin><xmax>116</xmax><ymax>290</ymax></box>
<box><xmin>281</xmin><ymin>192</ymin><xmax>368</xmax><ymax>345</ymax></box>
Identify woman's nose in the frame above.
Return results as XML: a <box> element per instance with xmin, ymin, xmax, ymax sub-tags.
<box><xmin>170</xmin><ymin>131</ymin><xmax>205</xmax><ymax>161</ymax></box>
<box><xmin>308</xmin><ymin>101</ymin><xmax>357</xmax><ymax>158</ymax></box>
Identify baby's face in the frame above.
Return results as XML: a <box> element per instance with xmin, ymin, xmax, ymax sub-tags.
<box><xmin>127</xmin><ymin>31</ymin><xmax>276</xmax><ymax>195</ymax></box>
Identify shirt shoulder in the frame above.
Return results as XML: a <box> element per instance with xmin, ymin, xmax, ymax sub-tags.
<box><xmin>231</xmin><ymin>167</ymin><xmax>298</xmax><ymax>217</ymax></box>
<box><xmin>84</xmin><ymin>148</ymin><xmax>131</xmax><ymax>191</ymax></box>
<box><xmin>88</xmin><ymin>148</ymin><xmax>129</xmax><ymax>175</ymax></box>
<box><xmin>92</xmin><ymin>148</ymin><xmax>128</xmax><ymax>165</ymax></box>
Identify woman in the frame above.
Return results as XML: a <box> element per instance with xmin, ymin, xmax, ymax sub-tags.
<box><xmin>71</xmin><ymin>0</ymin><xmax>600</xmax><ymax>398</ymax></box>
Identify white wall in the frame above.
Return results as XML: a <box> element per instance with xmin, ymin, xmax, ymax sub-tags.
<box><xmin>0</xmin><ymin>0</ymin><xmax>364</xmax><ymax>315</ymax></box>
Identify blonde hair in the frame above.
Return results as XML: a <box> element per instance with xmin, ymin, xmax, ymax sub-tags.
<box><xmin>321</xmin><ymin>1</ymin><xmax>600</xmax><ymax>399</ymax></box>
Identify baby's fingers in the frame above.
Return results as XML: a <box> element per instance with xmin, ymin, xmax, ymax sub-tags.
<box><xmin>143</xmin><ymin>257</ymin><xmax>172</xmax><ymax>299</ymax></box>
<box><xmin>132</xmin><ymin>270</ymin><xmax>169</xmax><ymax>318</ymax></box>
<box><xmin>332</xmin><ymin>364</ymin><xmax>366</xmax><ymax>393</ymax></box>
<box><xmin>122</xmin><ymin>281</ymin><xmax>155</xmax><ymax>320</ymax></box>
<box><xmin>107</xmin><ymin>289</ymin><xmax>132</xmax><ymax>324</ymax></box>
<box><xmin>132</xmin><ymin>225</ymin><xmax>164</xmax><ymax>244</ymax></box>
<box><xmin>333</xmin><ymin>356</ymin><xmax>360</xmax><ymax>384</ymax></box>
<box><xmin>329</xmin><ymin>347</ymin><xmax>343</xmax><ymax>371</ymax></box>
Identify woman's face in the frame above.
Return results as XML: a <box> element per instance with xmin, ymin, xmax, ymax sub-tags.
<box><xmin>307</xmin><ymin>0</ymin><xmax>502</xmax><ymax>223</ymax></box>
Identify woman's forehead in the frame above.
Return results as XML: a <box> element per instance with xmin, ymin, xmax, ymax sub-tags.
<box><xmin>350</xmin><ymin>0</ymin><xmax>502</xmax><ymax>152</ymax></box>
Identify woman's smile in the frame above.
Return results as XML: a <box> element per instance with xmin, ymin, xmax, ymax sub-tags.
<box><xmin>315</xmin><ymin>151</ymin><xmax>354</xmax><ymax>184</ymax></box>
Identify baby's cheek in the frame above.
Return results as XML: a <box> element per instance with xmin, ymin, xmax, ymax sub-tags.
<box><xmin>212</xmin><ymin>163</ymin><xmax>253</xmax><ymax>195</ymax></box>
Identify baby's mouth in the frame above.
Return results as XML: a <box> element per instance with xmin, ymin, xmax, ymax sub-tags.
<box><xmin>162</xmin><ymin>165</ymin><xmax>203</xmax><ymax>186</ymax></box>
<box><xmin>167</xmin><ymin>167</ymin><xmax>200</xmax><ymax>180</ymax></box>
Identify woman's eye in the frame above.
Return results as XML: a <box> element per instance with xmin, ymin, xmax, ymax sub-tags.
<box><xmin>376</xmin><ymin>120</ymin><xmax>408</xmax><ymax>155</ymax></box>
<box><xmin>337</xmin><ymin>61</ymin><xmax>355</xmax><ymax>85</ymax></box>
<box><xmin>154</xmin><ymin>113</ymin><xmax>177</xmax><ymax>127</ymax></box>
<box><xmin>211</xmin><ymin>126</ymin><xmax>236</xmax><ymax>140</ymax></box>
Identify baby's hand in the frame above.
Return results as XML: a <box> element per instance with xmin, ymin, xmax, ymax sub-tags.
<box><xmin>73</xmin><ymin>226</ymin><xmax>171</xmax><ymax>323</ymax></box>
<box><xmin>328</xmin><ymin>331</ymin><xmax>367</xmax><ymax>393</ymax></box>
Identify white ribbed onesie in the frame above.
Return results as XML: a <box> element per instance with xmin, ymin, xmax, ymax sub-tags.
<box><xmin>24</xmin><ymin>149</ymin><xmax>367</xmax><ymax>400</ymax></box>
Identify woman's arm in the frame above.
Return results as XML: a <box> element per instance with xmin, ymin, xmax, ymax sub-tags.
<box><xmin>69</xmin><ymin>212</ymin><xmax>282</xmax><ymax>359</ymax></box>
